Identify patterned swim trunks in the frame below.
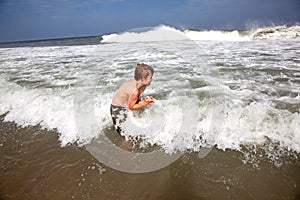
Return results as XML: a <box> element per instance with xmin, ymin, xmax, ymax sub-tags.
<box><xmin>110</xmin><ymin>104</ymin><xmax>128</xmax><ymax>134</ymax></box>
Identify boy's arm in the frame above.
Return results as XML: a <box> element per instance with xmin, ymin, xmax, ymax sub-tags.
<box><xmin>128</xmin><ymin>90</ymin><xmax>152</xmax><ymax>110</ymax></box>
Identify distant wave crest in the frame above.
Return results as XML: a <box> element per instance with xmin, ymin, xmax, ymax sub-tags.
<box><xmin>101</xmin><ymin>24</ymin><xmax>300</xmax><ymax>42</ymax></box>
<box><xmin>251</xmin><ymin>25</ymin><xmax>300</xmax><ymax>40</ymax></box>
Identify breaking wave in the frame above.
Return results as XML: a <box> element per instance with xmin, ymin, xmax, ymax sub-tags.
<box><xmin>101</xmin><ymin>24</ymin><xmax>300</xmax><ymax>42</ymax></box>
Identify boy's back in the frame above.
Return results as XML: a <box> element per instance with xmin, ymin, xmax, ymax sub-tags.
<box><xmin>112</xmin><ymin>79</ymin><xmax>136</xmax><ymax>107</ymax></box>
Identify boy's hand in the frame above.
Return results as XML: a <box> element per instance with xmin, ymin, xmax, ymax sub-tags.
<box><xmin>145</xmin><ymin>96</ymin><xmax>155</xmax><ymax>105</ymax></box>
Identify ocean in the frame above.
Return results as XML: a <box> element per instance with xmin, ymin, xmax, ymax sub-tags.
<box><xmin>0</xmin><ymin>25</ymin><xmax>299</xmax><ymax>199</ymax></box>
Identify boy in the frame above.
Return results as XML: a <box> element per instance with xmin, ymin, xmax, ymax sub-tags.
<box><xmin>111</xmin><ymin>63</ymin><xmax>155</xmax><ymax>134</ymax></box>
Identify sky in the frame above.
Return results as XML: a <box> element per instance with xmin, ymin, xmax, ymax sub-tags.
<box><xmin>0</xmin><ymin>0</ymin><xmax>299</xmax><ymax>42</ymax></box>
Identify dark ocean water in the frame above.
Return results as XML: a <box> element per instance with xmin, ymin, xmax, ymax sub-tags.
<box><xmin>0</xmin><ymin>36</ymin><xmax>102</xmax><ymax>48</ymax></box>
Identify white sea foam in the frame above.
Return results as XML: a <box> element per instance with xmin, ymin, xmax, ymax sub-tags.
<box><xmin>101</xmin><ymin>33</ymin><xmax>118</xmax><ymax>42</ymax></box>
<box><xmin>0</xmin><ymin>77</ymin><xmax>76</xmax><ymax>145</ymax></box>
<box><xmin>185</xmin><ymin>30</ymin><xmax>250</xmax><ymax>41</ymax></box>
<box><xmin>251</xmin><ymin>25</ymin><xmax>300</xmax><ymax>40</ymax></box>
<box><xmin>1</xmin><ymin>74</ymin><xmax>299</xmax><ymax>154</ymax></box>
<box><xmin>217</xmin><ymin>103</ymin><xmax>300</xmax><ymax>152</ymax></box>
<box><xmin>0</xmin><ymin>27</ymin><xmax>300</xmax><ymax>166</ymax></box>
<box><xmin>101</xmin><ymin>25</ymin><xmax>187</xmax><ymax>43</ymax></box>
<box><xmin>101</xmin><ymin>24</ymin><xmax>300</xmax><ymax>43</ymax></box>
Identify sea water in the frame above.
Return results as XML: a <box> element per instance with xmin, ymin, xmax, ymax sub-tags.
<box><xmin>0</xmin><ymin>25</ymin><xmax>299</xmax><ymax>166</ymax></box>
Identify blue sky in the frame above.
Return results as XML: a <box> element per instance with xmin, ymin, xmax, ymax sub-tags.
<box><xmin>0</xmin><ymin>0</ymin><xmax>299</xmax><ymax>42</ymax></box>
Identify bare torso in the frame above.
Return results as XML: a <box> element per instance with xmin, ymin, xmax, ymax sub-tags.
<box><xmin>112</xmin><ymin>79</ymin><xmax>145</xmax><ymax>107</ymax></box>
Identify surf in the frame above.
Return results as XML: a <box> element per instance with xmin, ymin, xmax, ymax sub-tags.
<box><xmin>100</xmin><ymin>24</ymin><xmax>300</xmax><ymax>43</ymax></box>
<box><xmin>0</xmin><ymin>25</ymin><xmax>299</xmax><ymax>167</ymax></box>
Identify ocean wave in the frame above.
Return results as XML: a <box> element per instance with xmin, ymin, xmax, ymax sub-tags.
<box><xmin>101</xmin><ymin>24</ymin><xmax>300</xmax><ymax>42</ymax></box>
<box><xmin>251</xmin><ymin>25</ymin><xmax>300</xmax><ymax>40</ymax></box>
<box><xmin>101</xmin><ymin>25</ymin><xmax>186</xmax><ymax>43</ymax></box>
<box><xmin>0</xmin><ymin>74</ymin><xmax>299</xmax><ymax>158</ymax></box>
<box><xmin>1</xmin><ymin>35</ymin><xmax>300</xmax><ymax>167</ymax></box>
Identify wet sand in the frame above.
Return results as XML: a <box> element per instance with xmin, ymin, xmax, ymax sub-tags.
<box><xmin>0</xmin><ymin>116</ymin><xmax>299</xmax><ymax>200</ymax></box>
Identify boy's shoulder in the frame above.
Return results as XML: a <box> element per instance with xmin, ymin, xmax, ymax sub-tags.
<box><xmin>120</xmin><ymin>79</ymin><xmax>136</xmax><ymax>92</ymax></box>
<box><xmin>121</xmin><ymin>79</ymin><xmax>134</xmax><ymax>87</ymax></box>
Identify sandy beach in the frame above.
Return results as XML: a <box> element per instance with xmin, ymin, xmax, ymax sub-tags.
<box><xmin>1</xmin><ymin>115</ymin><xmax>299</xmax><ymax>200</ymax></box>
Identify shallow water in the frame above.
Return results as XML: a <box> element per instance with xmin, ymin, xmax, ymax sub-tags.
<box><xmin>0</xmin><ymin>117</ymin><xmax>299</xmax><ymax>199</ymax></box>
<box><xmin>0</xmin><ymin>26</ymin><xmax>300</xmax><ymax>199</ymax></box>
<box><xmin>0</xmin><ymin>39</ymin><xmax>299</xmax><ymax>155</ymax></box>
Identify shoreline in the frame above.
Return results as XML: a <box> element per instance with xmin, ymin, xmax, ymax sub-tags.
<box><xmin>0</xmin><ymin>117</ymin><xmax>299</xmax><ymax>200</ymax></box>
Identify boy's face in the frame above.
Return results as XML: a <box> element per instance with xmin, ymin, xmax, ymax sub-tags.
<box><xmin>142</xmin><ymin>73</ymin><xmax>153</xmax><ymax>86</ymax></box>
